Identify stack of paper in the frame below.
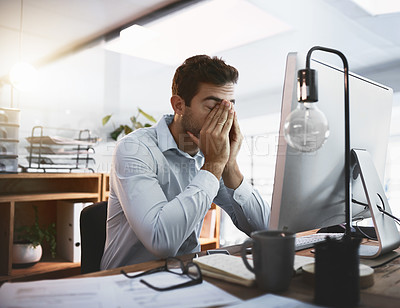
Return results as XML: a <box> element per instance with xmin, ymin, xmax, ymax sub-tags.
<box><xmin>26</xmin><ymin>135</ymin><xmax>97</xmax><ymax>146</ymax></box>
<box><xmin>0</xmin><ymin>272</ymin><xmax>241</xmax><ymax>308</ymax></box>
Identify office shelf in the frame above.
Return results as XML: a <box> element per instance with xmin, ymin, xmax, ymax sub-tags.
<box><xmin>199</xmin><ymin>203</ymin><xmax>221</xmax><ymax>251</ymax></box>
<box><xmin>0</xmin><ymin>193</ymin><xmax>100</xmax><ymax>203</ymax></box>
<box><xmin>0</xmin><ymin>260</ymin><xmax>81</xmax><ymax>284</ymax></box>
<box><xmin>0</xmin><ymin>173</ymin><xmax>102</xmax><ymax>283</ymax></box>
<box><xmin>101</xmin><ymin>173</ymin><xmax>110</xmax><ymax>201</ymax></box>
<box><xmin>0</xmin><ymin>172</ymin><xmax>220</xmax><ymax>284</ymax></box>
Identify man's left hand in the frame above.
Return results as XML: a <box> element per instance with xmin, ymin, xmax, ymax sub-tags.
<box><xmin>227</xmin><ymin>111</ymin><xmax>243</xmax><ymax>166</ymax></box>
<box><xmin>222</xmin><ymin>107</ymin><xmax>244</xmax><ymax>189</ymax></box>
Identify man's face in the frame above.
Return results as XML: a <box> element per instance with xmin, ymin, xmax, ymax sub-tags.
<box><xmin>181</xmin><ymin>82</ymin><xmax>235</xmax><ymax>137</ymax></box>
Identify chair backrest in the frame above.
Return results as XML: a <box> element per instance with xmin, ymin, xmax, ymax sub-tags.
<box><xmin>80</xmin><ymin>201</ymin><xmax>108</xmax><ymax>274</ymax></box>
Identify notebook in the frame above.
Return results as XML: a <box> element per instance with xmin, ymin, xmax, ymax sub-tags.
<box><xmin>193</xmin><ymin>254</ymin><xmax>255</xmax><ymax>287</ymax></box>
<box><xmin>193</xmin><ymin>254</ymin><xmax>315</xmax><ymax>287</ymax></box>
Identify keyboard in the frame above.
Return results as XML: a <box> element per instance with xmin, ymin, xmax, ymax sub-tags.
<box><xmin>295</xmin><ymin>233</ymin><xmax>344</xmax><ymax>251</ymax></box>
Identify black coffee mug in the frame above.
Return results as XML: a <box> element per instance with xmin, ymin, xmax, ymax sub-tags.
<box><xmin>241</xmin><ymin>230</ymin><xmax>295</xmax><ymax>292</ymax></box>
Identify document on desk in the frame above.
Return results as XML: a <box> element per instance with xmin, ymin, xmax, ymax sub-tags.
<box><xmin>0</xmin><ymin>272</ymin><xmax>241</xmax><ymax>308</ymax></box>
<box><xmin>0</xmin><ymin>276</ymin><xmax>116</xmax><ymax>308</ymax></box>
<box><xmin>227</xmin><ymin>293</ymin><xmax>324</xmax><ymax>308</ymax></box>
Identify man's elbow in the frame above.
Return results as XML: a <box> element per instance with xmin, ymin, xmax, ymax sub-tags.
<box><xmin>146</xmin><ymin>234</ymin><xmax>179</xmax><ymax>258</ymax></box>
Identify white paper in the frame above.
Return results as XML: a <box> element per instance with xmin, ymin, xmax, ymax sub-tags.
<box><xmin>293</xmin><ymin>255</ymin><xmax>314</xmax><ymax>273</ymax></box>
<box><xmin>26</xmin><ymin>136</ymin><xmax>97</xmax><ymax>146</ymax></box>
<box><xmin>227</xmin><ymin>293</ymin><xmax>324</xmax><ymax>308</ymax></box>
<box><xmin>0</xmin><ymin>272</ymin><xmax>241</xmax><ymax>308</ymax></box>
<box><xmin>0</xmin><ymin>276</ymin><xmax>116</xmax><ymax>308</ymax></box>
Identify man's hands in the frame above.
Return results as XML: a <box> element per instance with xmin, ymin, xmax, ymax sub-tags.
<box><xmin>187</xmin><ymin>100</ymin><xmax>243</xmax><ymax>188</ymax></box>
<box><xmin>187</xmin><ymin>100</ymin><xmax>234</xmax><ymax>179</ymax></box>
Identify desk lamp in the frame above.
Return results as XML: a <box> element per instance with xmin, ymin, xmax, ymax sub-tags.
<box><xmin>284</xmin><ymin>46</ymin><xmax>359</xmax><ymax>306</ymax></box>
<box><xmin>284</xmin><ymin>46</ymin><xmax>352</xmax><ymax>238</ymax></box>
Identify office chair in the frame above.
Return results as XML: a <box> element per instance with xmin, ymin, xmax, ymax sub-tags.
<box><xmin>80</xmin><ymin>201</ymin><xmax>108</xmax><ymax>274</ymax></box>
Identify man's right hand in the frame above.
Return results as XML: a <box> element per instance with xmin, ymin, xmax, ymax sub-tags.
<box><xmin>187</xmin><ymin>100</ymin><xmax>234</xmax><ymax>179</ymax></box>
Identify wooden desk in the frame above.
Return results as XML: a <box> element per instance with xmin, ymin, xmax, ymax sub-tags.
<box><xmin>79</xmin><ymin>242</ymin><xmax>400</xmax><ymax>308</ymax></box>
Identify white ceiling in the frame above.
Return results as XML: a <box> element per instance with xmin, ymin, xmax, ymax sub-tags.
<box><xmin>0</xmin><ymin>0</ymin><xmax>400</xmax><ymax>112</ymax></box>
<box><xmin>0</xmin><ymin>0</ymin><xmax>178</xmax><ymax>80</ymax></box>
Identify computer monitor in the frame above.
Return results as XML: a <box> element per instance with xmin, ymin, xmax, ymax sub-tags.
<box><xmin>269</xmin><ymin>52</ymin><xmax>394</xmax><ymax>241</ymax></box>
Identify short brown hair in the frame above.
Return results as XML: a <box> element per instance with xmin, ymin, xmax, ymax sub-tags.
<box><xmin>172</xmin><ymin>55</ymin><xmax>239</xmax><ymax>106</ymax></box>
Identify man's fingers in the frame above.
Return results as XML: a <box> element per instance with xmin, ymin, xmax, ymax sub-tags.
<box><xmin>202</xmin><ymin>103</ymin><xmax>220</xmax><ymax>129</ymax></box>
<box><xmin>221</xmin><ymin>109</ymin><xmax>234</xmax><ymax>135</ymax></box>
<box><xmin>231</xmin><ymin>111</ymin><xmax>241</xmax><ymax>134</ymax></box>
<box><xmin>211</xmin><ymin>100</ymin><xmax>231</xmax><ymax>131</ymax></box>
<box><xmin>209</xmin><ymin>102</ymin><xmax>228</xmax><ymax>130</ymax></box>
<box><xmin>187</xmin><ymin>131</ymin><xmax>199</xmax><ymax>146</ymax></box>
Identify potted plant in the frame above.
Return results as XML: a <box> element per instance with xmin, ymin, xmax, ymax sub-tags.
<box><xmin>102</xmin><ymin>107</ymin><xmax>157</xmax><ymax>141</ymax></box>
<box><xmin>13</xmin><ymin>205</ymin><xmax>56</xmax><ymax>268</ymax></box>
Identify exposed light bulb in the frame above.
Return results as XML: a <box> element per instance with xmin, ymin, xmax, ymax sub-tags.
<box><xmin>284</xmin><ymin>102</ymin><xmax>329</xmax><ymax>152</ymax></box>
<box><xmin>9</xmin><ymin>62</ymin><xmax>37</xmax><ymax>91</ymax></box>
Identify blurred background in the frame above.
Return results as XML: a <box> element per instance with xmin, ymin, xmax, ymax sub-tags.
<box><xmin>1</xmin><ymin>0</ymin><xmax>399</xmax><ymax>245</ymax></box>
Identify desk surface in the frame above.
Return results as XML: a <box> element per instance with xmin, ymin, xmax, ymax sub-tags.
<box><xmin>79</xmin><ymin>238</ymin><xmax>400</xmax><ymax>308</ymax></box>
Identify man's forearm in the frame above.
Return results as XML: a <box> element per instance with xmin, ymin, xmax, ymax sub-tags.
<box><xmin>222</xmin><ymin>161</ymin><xmax>243</xmax><ymax>189</ymax></box>
<box><xmin>201</xmin><ymin>161</ymin><xmax>226</xmax><ymax>180</ymax></box>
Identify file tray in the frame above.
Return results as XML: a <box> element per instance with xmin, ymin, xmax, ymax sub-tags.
<box><xmin>0</xmin><ymin>107</ymin><xmax>20</xmax><ymax>172</ymax></box>
<box><xmin>23</xmin><ymin>126</ymin><xmax>98</xmax><ymax>173</ymax></box>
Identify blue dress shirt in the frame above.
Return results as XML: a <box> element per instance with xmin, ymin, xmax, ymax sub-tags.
<box><xmin>100</xmin><ymin>115</ymin><xmax>270</xmax><ymax>269</ymax></box>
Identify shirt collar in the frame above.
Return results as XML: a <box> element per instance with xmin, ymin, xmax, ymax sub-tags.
<box><xmin>156</xmin><ymin>114</ymin><xmax>204</xmax><ymax>160</ymax></box>
<box><xmin>156</xmin><ymin>114</ymin><xmax>177</xmax><ymax>153</ymax></box>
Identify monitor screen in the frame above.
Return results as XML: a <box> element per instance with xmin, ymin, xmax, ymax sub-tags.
<box><xmin>269</xmin><ymin>52</ymin><xmax>393</xmax><ymax>233</ymax></box>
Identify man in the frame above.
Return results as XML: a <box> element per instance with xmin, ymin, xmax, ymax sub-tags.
<box><xmin>100</xmin><ymin>55</ymin><xmax>270</xmax><ymax>270</ymax></box>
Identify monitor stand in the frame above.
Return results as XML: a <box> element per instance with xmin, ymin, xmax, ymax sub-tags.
<box><xmin>352</xmin><ymin>149</ymin><xmax>400</xmax><ymax>259</ymax></box>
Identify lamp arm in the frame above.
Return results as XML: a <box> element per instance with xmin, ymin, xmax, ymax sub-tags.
<box><xmin>306</xmin><ymin>46</ymin><xmax>352</xmax><ymax>238</ymax></box>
